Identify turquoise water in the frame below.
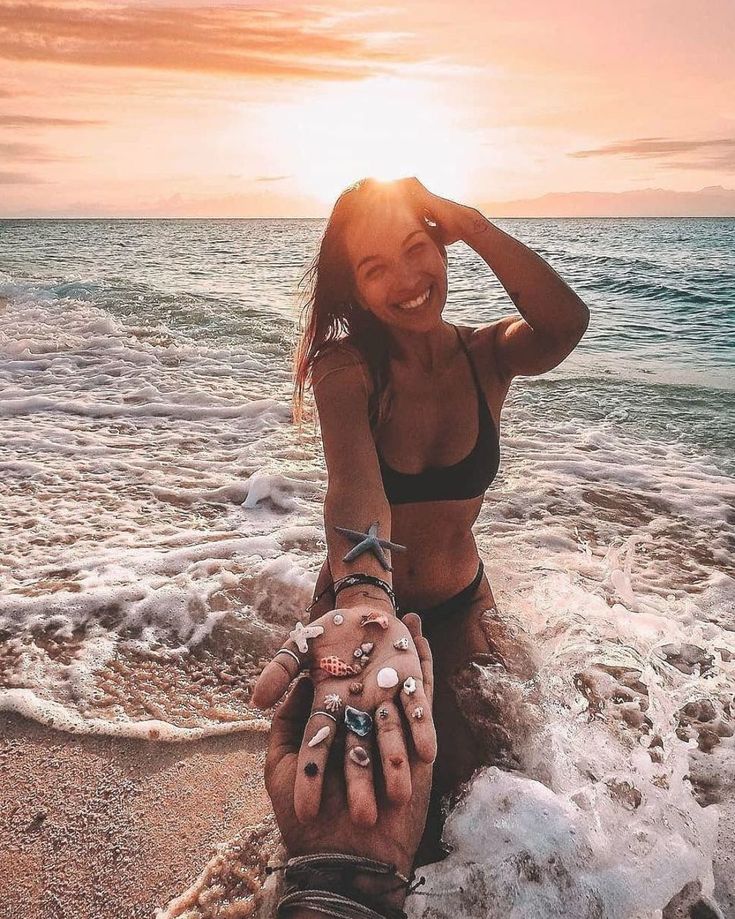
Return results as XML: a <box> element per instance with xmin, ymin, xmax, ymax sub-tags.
<box><xmin>2</xmin><ymin>217</ymin><xmax>733</xmax><ymax>475</ymax></box>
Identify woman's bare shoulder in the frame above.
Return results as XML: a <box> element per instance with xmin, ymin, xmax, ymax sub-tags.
<box><xmin>454</xmin><ymin>320</ymin><xmax>511</xmax><ymax>389</ymax></box>
<box><xmin>311</xmin><ymin>338</ymin><xmax>374</xmax><ymax>397</ymax></box>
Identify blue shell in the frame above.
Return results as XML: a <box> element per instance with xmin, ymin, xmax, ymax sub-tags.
<box><xmin>344</xmin><ymin>706</ymin><xmax>373</xmax><ymax>737</ymax></box>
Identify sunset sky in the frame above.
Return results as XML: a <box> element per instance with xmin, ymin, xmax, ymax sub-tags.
<box><xmin>1</xmin><ymin>0</ymin><xmax>734</xmax><ymax>217</ymax></box>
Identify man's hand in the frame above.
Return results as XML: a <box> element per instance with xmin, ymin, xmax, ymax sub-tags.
<box><xmin>264</xmin><ymin>613</ymin><xmax>435</xmax><ymax>899</ymax></box>
<box><xmin>253</xmin><ymin>607</ymin><xmax>437</xmax><ymax>827</ymax></box>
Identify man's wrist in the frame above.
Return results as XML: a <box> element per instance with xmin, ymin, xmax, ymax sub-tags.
<box><xmin>280</xmin><ymin>879</ymin><xmax>407</xmax><ymax>917</ymax></box>
<box><xmin>350</xmin><ymin>871</ymin><xmax>408</xmax><ymax>910</ymax></box>
<box><xmin>278</xmin><ymin>852</ymin><xmax>413</xmax><ymax>916</ymax></box>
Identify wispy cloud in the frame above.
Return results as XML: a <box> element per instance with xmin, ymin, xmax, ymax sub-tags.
<box><xmin>0</xmin><ymin>2</ymin><xmax>416</xmax><ymax>81</ymax></box>
<box><xmin>570</xmin><ymin>136</ymin><xmax>735</xmax><ymax>171</ymax></box>
<box><xmin>0</xmin><ymin>170</ymin><xmax>46</xmax><ymax>184</ymax></box>
<box><xmin>0</xmin><ymin>140</ymin><xmax>72</xmax><ymax>161</ymax></box>
<box><xmin>0</xmin><ymin>113</ymin><xmax>104</xmax><ymax>126</ymax></box>
<box><xmin>254</xmin><ymin>174</ymin><xmax>292</xmax><ymax>183</ymax></box>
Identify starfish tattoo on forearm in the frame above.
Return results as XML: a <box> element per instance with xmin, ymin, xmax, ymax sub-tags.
<box><xmin>332</xmin><ymin>521</ymin><xmax>407</xmax><ymax>571</ymax></box>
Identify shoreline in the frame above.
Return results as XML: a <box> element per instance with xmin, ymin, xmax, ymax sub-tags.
<box><xmin>0</xmin><ymin>712</ymin><xmax>271</xmax><ymax>919</ymax></box>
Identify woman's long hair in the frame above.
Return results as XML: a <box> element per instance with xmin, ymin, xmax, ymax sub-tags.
<box><xmin>291</xmin><ymin>177</ymin><xmax>448</xmax><ymax>433</ymax></box>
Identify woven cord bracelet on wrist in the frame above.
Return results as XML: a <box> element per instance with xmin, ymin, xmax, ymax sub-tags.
<box><xmin>269</xmin><ymin>854</ymin><xmax>416</xmax><ymax>919</ymax></box>
<box><xmin>332</xmin><ymin>574</ymin><xmax>399</xmax><ymax>614</ymax></box>
<box><xmin>276</xmin><ymin>888</ymin><xmax>407</xmax><ymax>919</ymax></box>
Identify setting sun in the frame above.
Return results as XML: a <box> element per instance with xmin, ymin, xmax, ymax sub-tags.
<box><xmin>269</xmin><ymin>75</ymin><xmax>471</xmax><ymax>205</ymax></box>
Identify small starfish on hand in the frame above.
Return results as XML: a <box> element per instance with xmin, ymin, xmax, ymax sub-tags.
<box><xmin>289</xmin><ymin>621</ymin><xmax>324</xmax><ymax>654</ymax></box>
<box><xmin>333</xmin><ymin>521</ymin><xmax>407</xmax><ymax>571</ymax></box>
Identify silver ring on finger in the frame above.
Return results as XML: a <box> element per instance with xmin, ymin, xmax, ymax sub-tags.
<box><xmin>309</xmin><ymin>709</ymin><xmax>338</xmax><ymax>724</ymax></box>
<box><xmin>275</xmin><ymin>648</ymin><xmax>302</xmax><ymax>668</ymax></box>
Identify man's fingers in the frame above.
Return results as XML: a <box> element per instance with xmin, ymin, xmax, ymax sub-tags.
<box><xmin>374</xmin><ymin>700</ymin><xmax>412</xmax><ymax>806</ymax></box>
<box><xmin>399</xmin><ymin>679</ymin><xmax>437</xmax><ymax>763</ymax></box>
<box><xmin>266</xmin><ymin>676</ymin><xmax>313</xmax><ymax>772</ymax></box>
<box><xmin>252</xmin><ymin>646</ymin><xmax>303</xmax><ymax>709</ymax></box>
<box><xmin>293</xmin><ymin>703</ymin><xmax>339</xmax><ymax>824</ymax></box>
<box><xmin>344</xmin><ymin>729</ymin><xmax>378</xmax><ymax>827</ymax></box>
<box><xmin>403</xmin><ymin>614</ymin><xmax>434</xmax><ymax>708</ymax></box>
<box><xmin>402</xmin><ymin>612</ymin><xmax>423</xmax><ymax>640</ymax></box>
<box><xmin>415</xmin><ymin>638</ymin><xmax>434</xmax><ymax>709</ymax></box>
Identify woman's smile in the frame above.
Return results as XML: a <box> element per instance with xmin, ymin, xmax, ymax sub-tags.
<box><xmin>393</xmin><ymin>284</ymin><xmax>433</xmax><ymax>311</ymax></box>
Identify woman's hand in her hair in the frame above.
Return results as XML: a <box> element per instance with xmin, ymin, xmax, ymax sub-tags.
<box><xmin>263</xmin><ymin>613</ymin><xmax>435</xmax><ymax>907</ymax></box>
<box><xmin>252</xmin><ymin>605</ymin><xmax>437</xmax><ymax>828</ymax></box>
<box><xmin>399</xmin><ymin>176</ymin><xmax>481</xmax><ymax>247</ymax></box>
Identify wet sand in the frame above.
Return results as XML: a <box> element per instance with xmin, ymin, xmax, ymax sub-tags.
<box><xmin>0</xmin><ymin>713</ymin><xmax>270</xmax><ymax>919</ymax></box>
<box><xmin>2</xmin><ymin>708</ymin><xmax>734</xmax><ymax>918</ymax></box>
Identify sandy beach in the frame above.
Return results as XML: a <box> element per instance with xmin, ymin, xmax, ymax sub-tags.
<box><xmin>0</xmin><ymin>713</ymin><xmax>272</xmax><ymax>919</ymax></box>
<box><xmin>4</xmin><ymin>706</ymin><xmax>735</xmax><ymax>919</ymax></box>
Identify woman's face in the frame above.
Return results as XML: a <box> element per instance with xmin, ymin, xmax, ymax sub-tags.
<box><xmin>343</xmin><ymin>197</ymin><xmax>447</xmax><ymax>331</ymax></box>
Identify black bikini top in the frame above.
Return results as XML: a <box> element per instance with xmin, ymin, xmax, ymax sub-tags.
<box><xmin>376</xmin><ymin>325</ymin><xmax>500</xmax><ymax>505</ymax></box>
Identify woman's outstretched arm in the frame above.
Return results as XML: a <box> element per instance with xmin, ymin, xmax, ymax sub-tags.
<box><xmin>253</xmin><ymin>344</ymin><xmax>436</xmax><ymax>827</ymax></box>
<box><xmin>312</xmin><ymin>344</ymin><xmax>396</xmax><ymax>616</ymax></box>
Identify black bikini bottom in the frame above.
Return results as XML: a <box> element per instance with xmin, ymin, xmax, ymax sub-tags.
<box><xmin>312</xmin><ymin>558</ymin><xmax>485</xmax><ymax>622</ymax></box>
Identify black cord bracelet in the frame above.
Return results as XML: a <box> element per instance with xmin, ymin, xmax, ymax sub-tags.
<box><xmin>332</xmin><ymin>574</ymin><xmax>399</xmax><ymax>614</ymax></box>
<box><xmin>268</xmin><ymin>854</ymin><xmax>420</xmax><ymax>919</ymax></box>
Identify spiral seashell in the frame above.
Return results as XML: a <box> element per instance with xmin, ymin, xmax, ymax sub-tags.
<box><xmin>360</xmin><ymin>612</ymin><xmax>389</xmax><ymax>630</ymax></box>
<box><xmin>319</xmin><ymin>656</ymin><xmax>356</xmax><ymax>677</ymax></box>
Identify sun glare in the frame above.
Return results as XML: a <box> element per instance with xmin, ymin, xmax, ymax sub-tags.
<box><xmin>271</xmin><ymin>76</ymin><xmax>470</xmax><ymax>206</ymax></box>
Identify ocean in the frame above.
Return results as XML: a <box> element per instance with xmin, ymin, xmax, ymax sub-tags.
<box><xmin>1</xmin><ymin>217</ymin><xmax>733</xmax><ymax>917</ymax></box>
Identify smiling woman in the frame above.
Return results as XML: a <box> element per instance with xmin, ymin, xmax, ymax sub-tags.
<box><xmin>274</xmin><ymin>76</ymin><xmax>470</xmax><ymax>205</ymax></box>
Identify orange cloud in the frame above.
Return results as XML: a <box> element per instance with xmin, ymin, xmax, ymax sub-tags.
<box><xmin>0</xmin><ymin>2</ymin><xmax>415</xmax><ymax>81</ymax></box>
<box><xmin>570</xmin><ymin>137</ymin><xmax>735</xmax><ymax>171</ymax></box>
<box><xmin>0</xmin><ymin>113</ymin><xmax>103</xmax><ymax>126</ymax></box>
<box><xmin>0</xmin><ymin>140</ymin><xmax>73</xmax><ymax>160</ymax></box>
<box><xmin>0</xmin><ymin>169</ymin><xmax>47</xmax><ymax>183</ymax></box>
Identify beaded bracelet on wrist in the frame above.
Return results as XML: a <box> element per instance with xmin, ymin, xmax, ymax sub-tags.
<box><xmin>332</xmin><ymin>574</ymin><xmax>399</xmax><ymax>614</ymax></box>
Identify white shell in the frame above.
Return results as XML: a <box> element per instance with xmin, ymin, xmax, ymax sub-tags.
<box><xmin>377</xmin><ymin>667</ymin><xmax>399</xmax><ymax>689</ymax></box>
<box><xmin>393</xmin><ymin>637</ymin><xmax>409</xmax><ymax>651</ymax></box>
<box><xmin>353</xmin><ymin>648</ymin><xmax>363</xmax><ymax>658</ymax></box>
<box><xmin>361</xmin><ymin>642</ymin><xmax>374</xmax><ymax>654</ymax></box>
<box><xmin>324</xmin><ymin>693</ymin><xmax>343</xmax><ymax>712</ymax></box>
<box><xmin>403</xmin><ymin>677</ymin><xmax>417</xmax><ymax>695</ymax></box>
<box><xmin>308</xmin><ymin>725</ymin><xmax>331</xmax><ymax>747</ymax></box>
<box><xmin>333</xmin><ymin>614</ymin><xmax>344</xmax><ymax>625</ymax></box>
<box><xmin>348</xmin><ymin>746</ymin><xmax>370</xmax><ymax>767</ymax></box>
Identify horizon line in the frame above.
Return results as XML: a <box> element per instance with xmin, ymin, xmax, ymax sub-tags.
<box><xmin>2</xmin><ymin>214</ymin><xmax>735</xmax><ymax>220</ymax></box>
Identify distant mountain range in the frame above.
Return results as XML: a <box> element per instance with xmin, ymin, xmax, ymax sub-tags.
<box><xmin>480</xmin><ymin>185</ymin><xmax>735</xmax><ymax>217</ymax></box>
